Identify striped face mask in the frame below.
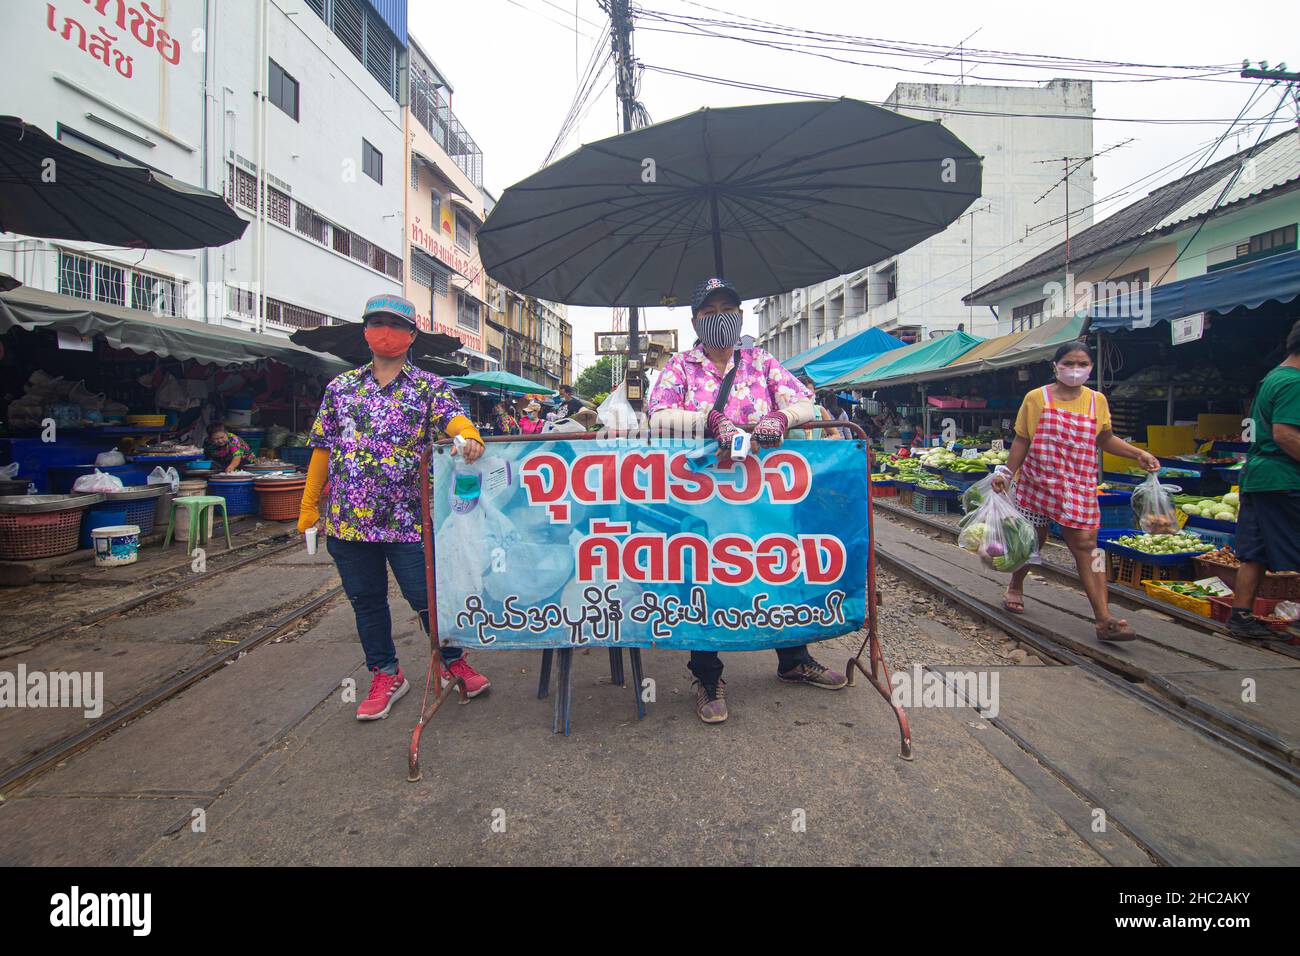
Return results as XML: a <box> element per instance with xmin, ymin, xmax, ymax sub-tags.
<box><xmin>694</xmin><ymin>310</ymin><xmax>742</xmax><ymax>350</ymax></box>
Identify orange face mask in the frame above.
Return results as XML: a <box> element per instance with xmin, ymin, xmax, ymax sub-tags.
<box><xmin>364</xmin><ymin>325</ymin><xmax>414</xmax><ymax>358</ymax></box>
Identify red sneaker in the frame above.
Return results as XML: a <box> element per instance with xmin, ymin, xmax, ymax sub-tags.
<box><xmin>441</xmin><ymin>656</ymin><xmax>490</xmax><ymax>698</ymax></box>
<box><xmin>356</xmin><ymin>667</ymin><xmax>409</xmax><ymax>721</ymax></box>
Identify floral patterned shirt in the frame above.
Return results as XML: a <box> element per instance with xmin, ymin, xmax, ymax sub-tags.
<box><xmin>309</xmin><ymin>362</ymin><xmax>466</xmax><ymax>542</ymax></box>
<box><xmin>204</xmin><ymin>432</ymin><xmax>251</xmax><ymax>464</ymax></box>
<box><xmin>647</xmin><ymin>344</ymin><xmax>813</xmax><ymax>424</ymax></box>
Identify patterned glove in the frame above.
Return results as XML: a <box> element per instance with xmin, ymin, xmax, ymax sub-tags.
<box><xmin>706</xmin><ymin>410</ymin><xmax>740</xmax><ymax>451</ymax></box>
<box><xmin>752</xmin><ymin>412</ymin><xmax>788</xmax><ymax>448</ymax></box>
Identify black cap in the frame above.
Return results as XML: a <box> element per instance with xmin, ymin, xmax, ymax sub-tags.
<box><xmin>691</xmin><ymin>277</ymin><xmax>741</xmax><ymax>315</ymax></box>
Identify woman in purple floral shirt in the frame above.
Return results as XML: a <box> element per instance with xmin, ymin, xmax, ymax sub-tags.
<box><xmin>646</xmin><ymin>277</ymin><xmax>848</xmax><ymax>725</ymax></box>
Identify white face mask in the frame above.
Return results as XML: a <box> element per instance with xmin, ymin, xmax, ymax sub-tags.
<box><xmin>1055</xmin><ymin>365</ymin><xmax>1092</xmax><ymax>387</ymax></box>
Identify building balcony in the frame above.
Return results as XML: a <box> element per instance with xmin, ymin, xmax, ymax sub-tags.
<box><xmin>410</xmin><ymin>74</ymin><xmax>483</xmax><ymax>189</ymax></box>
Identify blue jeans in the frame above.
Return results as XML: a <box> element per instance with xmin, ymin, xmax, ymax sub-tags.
<box><xmin>325</xmin><ymin>537</ymin><xmax>463</xmax><ymax>674</ymax></box>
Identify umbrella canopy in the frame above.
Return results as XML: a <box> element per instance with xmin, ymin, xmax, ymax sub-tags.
<box><xmin>445</xmin><ymin>370</ymin><xmax>558</xmax><ymax>396</ymax></box>
<box><xmin>290</xmin><ymin>324</ymin><xmax>467</xmax><ymax>378</ymax></box>
<box><xmin>479</xmin><ymin>98</ymin><xmax>981</xmax><ymax>307</ymax></box>
<box><xmin>0</xmin><ymin>116</ymin><xmax>247</xmax><ymax>249</ymax></box>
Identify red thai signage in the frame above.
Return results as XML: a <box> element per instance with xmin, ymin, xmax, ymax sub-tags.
<box><xmin>46</xmin><ymin>0</ymin><xmax>183</xmax><ymax>80</ymax></box>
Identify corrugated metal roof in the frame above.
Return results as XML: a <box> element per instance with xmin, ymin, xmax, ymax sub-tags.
<box><xmin>1147</xmin><ymin>132</ymin><xmax>1300</xmax><ymax>233</ymax></box>
<box><xmin>966</xmin><ymin>128</ymin><xmax>1300</xmax><ymax>305</ymax></box>
<box><xmin>365</xmin><ymin>0</ymin><xmax>407</xmax><ymax>46</ymax></box>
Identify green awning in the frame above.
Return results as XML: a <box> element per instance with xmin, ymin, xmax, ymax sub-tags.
<box><xmin>828</xmin><ymin>331</ymin><xmax>983</xmax><ymax>388</ymax></box>
<box><xmin>445</xmin><ymin>369</ymin><xmax>557</xmax><ymax>396</ymax></box>
<box><xmin>0</xmin><ymin>286</ymin><xmax>348</xmax><ymax>374</ymax></box>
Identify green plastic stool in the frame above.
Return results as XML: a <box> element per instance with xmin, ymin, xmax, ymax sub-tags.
<box><xmin>164</xmin><ymin>495</ymin><xmax>232</xmax><ymax>549</ymax></box>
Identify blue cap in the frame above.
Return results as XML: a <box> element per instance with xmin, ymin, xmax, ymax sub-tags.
<box><xmin>362</xmin><ymin>293</ymin><xmax>418</xmax><ymax>327</ymax></box>
<box><xmin>691</xmin><ymin>277</ymin><xmax>741</xmax><ymax>315</ymax></box>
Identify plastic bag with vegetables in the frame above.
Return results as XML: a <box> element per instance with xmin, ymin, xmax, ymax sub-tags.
<box><xmin>961</xmin><ymin>474</ymin><xmax>993</xmax><ymax>515</ymax></box>
<box><xmin>957</xmin><ymin>485</ymin><xmax>1039</xmax><ymax>573</ymax></box>
<box><xmin>1131</xmin><ymin>471</ymin><xmax>1182</xmax><ymax>535</ymax></box>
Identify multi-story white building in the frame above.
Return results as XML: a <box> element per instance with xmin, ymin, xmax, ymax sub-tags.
<box><xmin>1</xmin><ymin>0</ymin><xmax>409</xmax><ymax>335</ymax></box>
<box><xmin>756</xmin><ymin>79</ymin><xmax>1093</xmax><ymax>358</ymax></box>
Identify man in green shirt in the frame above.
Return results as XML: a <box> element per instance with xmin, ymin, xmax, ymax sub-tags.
<box><xmin>1230</xmin><ymin>319</ymin><xmax>1300</xmax><ymax>640</ymax></box>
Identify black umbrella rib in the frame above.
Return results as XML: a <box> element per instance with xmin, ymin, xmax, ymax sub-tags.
<box><xmin>724</xmin><ymin>191</ymin><xmax>842</xmax><ymax>278</ymax></box>
<box><xmin>739</xmin><ymin>191</ymin><xmax>911</xmax><ymax>258</ymax></box>
<box><xmin>714</xmin><ymin>192</ymin><xmax>787</xmax><ymax>294</ymax></box>
<box><xmin>0</xmin><ymin>147</ymin><xmax>86</xmax><ymax>239</ymax></box>
<box><xmin>580</xmin><ymin>141</ymin><xmax>711</xmax><ymax>189</ymax></box>
<box><xmin>479</xmin><ymin>186</ymin><xmax>691</xmax><ymax>245</ymax></box>
<box><xmin>557</xmin><ymin>193</ymin><xmax>701</xmax><ymax>302</ymax></box>
<box><xmin>718</xmin><ymin>99</ymin><xmax>841</xmax><ymax>184</ymax></box>
<box><xmin>607</xmin><ymin>189</ymin><xmax>712</xmax><ymax>303</ymax></box>
<box><xmin>661</xmin><ymin>192</ymin><xmax>715</xmax><ymax>303</ymax></box>
<box><xmin>731</xmin><ymin>123</ymin><xmax>946</xmax><ymax>189</ymax></box>
<box><xmin>748</xmin><ymin>185</ymin><xmax>978</xmax><ymax>229</ymax></box>
<box><xmin>481</xmin><ymin>189</ymin><xmax>691</xmax><ymax>273</ymax></box>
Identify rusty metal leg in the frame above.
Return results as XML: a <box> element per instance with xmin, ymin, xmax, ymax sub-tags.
<box><xmin>537</xmin><ymin>648</ymin><xmax>553</xmax><ymax>699</ymax></box>
<box><xmin>608</xmin><ymin>648</ymin><xmax>625</xmax><ymax>686</ymax></box>
<box><xmin>628</xmin><ymin>648</ymin><xmax>646</xmax><ymax>719</ymax></box>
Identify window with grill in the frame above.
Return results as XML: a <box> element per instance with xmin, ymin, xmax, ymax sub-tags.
<box><xmin>431</xmin><ymin>188</ymin><xmax>442</xmax><ymax>227</ymax></box>
<box><xmin>1249</xmin><ymin>224</ymin><xmax>1297</xmax><ymax>257</ymax></box>
<box><xmin>362</xmin><ymin>139</ymin><xmax>383</xmax><ymax>185</ymax></box>
<box><xmin>410</xmin><ymin>160</ymin><xmax>419</xmax><ymax>190</ymax></box>
<box><xmin>1012</xmin><ymin>299</ymin><xmax>1044</xmax><ymax>332</ymax></box>
<box><xmin>306</xmin><ymin>0</ymin><xmax>325</xmax><ymax>20</ymax></box>
<box><xmin>268</xmin><ymin>59</ymin><xmax>299</xmax><ymax>121</ymax></box>
<box><xmin>384</xmin><ymin>252</ymin><xmax>403</xmax><ymax>281</ymax></box>
<box><xmin>267</xmin><ymin>186</ymin><xmax>290</xmax><ymax>226</ymax></box>
<box><xmin>457</xmin><ymin>293</ymin><xmax>481</xmax><ymax>332</ymax></box>
<box><xmin>332</xmin><ymin>229</ymin><xmax>350</xmax><ymax>257</ymax></box>
<box><xmin>295</xmin><ymin>203</ymin><xmax>328</xmax><ymax>244</ymax></box>
<box><xmin>58</xmin><ymin>252</ymin><xmax>91</xmax><ymax>299</ymax></box>
<box><xmin>432</xmin><ymin>263</ymin><xmax>449</xmax><ymax>297</ymax></box>
<box><xmin>364</xmin><ymin>20</ymin><xmax>395</xmax><ymax>94</ymax></box>
<box><xmin>369</xmin><ymin>244</ymin><xmax>386</xmax><ymax>273</ymax></box>
<box><xmin>235</xmin><ymin>166</ymin><xmax>258</xmax><ymax>210</ymax></box>
<box><xmin>349</xmin><ymin>233</ymin><xmax>371</xmax><ymax>266</ymax></box>
<box><xmin>454</xmin><ymin>210</ymin><xmax>474</xmax><ymax>253</ymax></box>
<box><xmin>333</xmin><ymin>0</ymin><xmax>364</xmax><ymax>63</ymax></box>
<box><xmin>411</xmin><ymin>250</ymin><xmax>434</xmax><ymax>289</ymax></box>
<box><xmin>94</xmin><ymin>261</ymin><xmax>124</xmax><ymax>310</ymax></box>
<box><xmin>227</xmin><ymin>284</ymin><xmax>257</xmax><ymax>316</ymax></box>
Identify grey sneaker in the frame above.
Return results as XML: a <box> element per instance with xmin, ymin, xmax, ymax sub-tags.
<box><xmin>1226</xmin><ymin>610</ymin><xmax>1285</xmax><ymax>642</ymax></box>
<box><xmin>778</xmin><ymin>659</ymin><xmax>848</xmax><ymax>689</ymax></box>
<box><xmin>693</xmin><ymin>679</ymin><xmax>728</xmax><ymax>723</ymax></box>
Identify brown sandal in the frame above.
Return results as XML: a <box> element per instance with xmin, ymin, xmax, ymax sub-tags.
<box><xmin>1097</xmin><ymin>618</ymin><xmax>1137</xmax><ymax>642</ymax></box>
<box><xmin>1003</xmin><ymin>590</ymin><xmax>1026</xmax><ymax>614</ymax></box>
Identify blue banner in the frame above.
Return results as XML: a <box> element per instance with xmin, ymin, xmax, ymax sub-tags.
<box><xmin>432</xmin><ymin>438</ymin><xmax>868</xmax><ymax>651</ymax></box>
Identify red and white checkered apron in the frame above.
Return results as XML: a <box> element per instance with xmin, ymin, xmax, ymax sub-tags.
<box><xmin>1015</xmin><ymin>386</ymin><xmax>1101</xmax><ymax>531</ymax></box>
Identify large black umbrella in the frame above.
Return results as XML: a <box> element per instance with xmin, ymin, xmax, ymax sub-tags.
<box><xmin>479</xmin><ymin>98</ymin><xmax>981</xmax><ymax>306</ymax></box>
<box><xmin>290</xmin><ymin>324</ymin><xmax>468</xmax><ymax>378</ymax></box>
<box><xmin>0</xmin><ymin>116</ymin><xmax>247</xmax><ymax>249</ymax></box>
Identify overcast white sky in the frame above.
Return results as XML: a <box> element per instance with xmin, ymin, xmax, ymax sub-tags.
<box><xmin>411</xmin><ymin>0</ymin><xmax>1299</xmax><ymax>376</ymax></box>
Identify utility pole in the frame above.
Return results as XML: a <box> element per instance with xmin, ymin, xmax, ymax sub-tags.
<box><xmin>1034</xmin><ymin>139</ymin><xmax>1133</xmax><ymax>276</ymax></box>
<box><xmin>606</xmin><ymin>0</ymin><xmax>643</xmax><ymax>409</ymax></box>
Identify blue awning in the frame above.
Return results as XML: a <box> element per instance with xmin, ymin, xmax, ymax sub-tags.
<box><xmin>791</xmin><ymin>326</ymin><xmax>906</xmax><ymax>381</ymax></box>
<box><xmin>1090</xmin><ymin>250</ymin><xmax>1300</xmax><ymax>331</ymax></box>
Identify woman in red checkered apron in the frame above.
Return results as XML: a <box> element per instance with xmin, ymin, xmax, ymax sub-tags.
<box><xmin>993</xmin><ymin>342</ymin><xmax>1160</xmax><ymax>642</ymax></box>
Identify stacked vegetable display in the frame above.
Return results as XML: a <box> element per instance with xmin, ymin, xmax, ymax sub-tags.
<box><xmin>1112</xmin><ymin>532</ymin><xmax>1215</xmax><ymax>556</ymax></box>
<box><xmin>1176</xmin><ymin>492</ymin><xmax>1239</xmax><ymax>523</ymax></box>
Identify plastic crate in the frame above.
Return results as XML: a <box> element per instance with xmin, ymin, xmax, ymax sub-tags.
<box><xmin>870</xmin><ymin>483</ymin><xmax>898</xmax><ymax>498</ymax></box>
<box><xmin>898</xmin><ymin>487</ymin><xmax>914</xmax><ymax>508</ymax></box>
<box><xmin>279</xmin><ymin>446</ymin><xmax>314</xmax><ymax>470</ymax></box>
<box><xmin>962</xmin><ymin>398</ymin><xmax>988</xmax><ymax>409</ymax></box>
<box><xmin>1141</xmin><ymin>580</ymin><xmax>1212</xmax><ymax>617</ymax></box>
<box><xmin>913</xmin><ymin>491</ymin><xmax>952</xmax><ymax>514</ymax></box>
<box><xmin>1107</xmin><ymin>553</ymin><xmax>1193</xmax><ymax>588</ymax></box>
<box><xmin>0</xmin><ymin>508</ymin><xmax>84</xmax><ymax>560</ymax></box>
<box><xmin>926</xmin><ymin>396</ymin><xmax>964</xmax><ymax>409</ymax></box>
<box><xmin>1192</xmin><ymin>558</ymin><xmax>1300</xmax><ymax>601</ymax></box>
<box><xmin>1102</xmin><ymin>533</ymin><xmax>1212</xmax><ymax>566</ymax></box>
<box><xmin>1206</xmin><ymin>596</ymin><xmax>1294</xmax><ymax>632</ymax></box>
<box><xmin>1049</xmin><ymin>523</ymin><xmax>1129</xmax><ymax>542</ymax></box>
<box><xmin>119</xmin><ymin>497</ymin><xmax>159</xmax><ymax>536</ymax></box>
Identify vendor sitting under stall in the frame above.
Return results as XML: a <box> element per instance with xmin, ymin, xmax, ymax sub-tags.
<box><xmin>204</xmin><ymin>423</ymin><xmax>252</xmax><ymax>473</ymax></box>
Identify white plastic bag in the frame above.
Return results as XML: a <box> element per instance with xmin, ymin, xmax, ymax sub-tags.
<box><xmin>146</xmin><ymin>466</ymin><xmax>180</xmax><ymax>494</ymax></box>
<box><xmin>543</xmin><ymin>418</ymin><xmax>587</xmax><ymax>434</ymax></box>
<box><xmin>0</xmin><ymin>463</ymin><xmax>18</xmax><ymax>480</ymax></box>
<box><xmin>596</xmin><ymin>381</ymin><xmax>638</xmax><ymax>431</ymax></box>
<box><xmin>95</xmin><ymin>449</ymin><xmax>126</xmax><ymax>467</ymax></box>
<box><xmin>1131</xmin><ymin>471</ymin><xmax>1182</xmax><ymax>535</ymax></box>
<box><xmin>72</xmin><ymin>469</ymin><xmax>125</xmax><ymax>493</ymax></box>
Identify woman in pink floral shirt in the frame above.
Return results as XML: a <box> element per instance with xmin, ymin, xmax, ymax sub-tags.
<box><xmin>646</xmin><ymin>276</ymin><xmax>848</xmax><ymax>725</ymax></box>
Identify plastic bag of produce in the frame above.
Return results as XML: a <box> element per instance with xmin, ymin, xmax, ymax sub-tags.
<box><xmin>1131</xmin><ymin>471</ymin><xmax>1182</xmax><ymax>535</ymax></box>
<box><xmin>146</xmin><ymin>466</ymin><xmax>180</xmax><ymax>494</ymax></box>
<box><xmin>957</xmin><ymin>485</ymin><xmax>1038</xmax><ymax>573</ymax></box>
<box><xmin>72</xmin><ymin>469</ymin><xmax>125</xmax><ymax>493</ymax></box>
<box><xmin>94</xmin><ymin>449</ymin><xmax>126</xmax><ymax>467</ymax></box>
<box><xmin>961</xmin><ymin>474</ymin><xmax>993</xmax><ymax>515</ymax></box>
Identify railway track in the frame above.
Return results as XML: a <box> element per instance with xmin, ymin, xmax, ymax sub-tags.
<box><xmin>875</xmin><ymin>499</ymin><xmax>1300</xmax><ymax>660</ymax></box>
<box><xmin>0</xmin><ymin>534</ymin><xmax>344</xmax><ymax>796</ymax></box>
<box><xmin>874</xmin><ymin>505</ymin><xmax>1299</xmax><ymax>785</ymax></box>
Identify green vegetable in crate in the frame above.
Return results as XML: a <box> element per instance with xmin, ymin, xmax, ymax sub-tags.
<box><xmin>1114</xmin><ymin>532</ymin><xmax>1214</xmax><ymax>555</ymax></box>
